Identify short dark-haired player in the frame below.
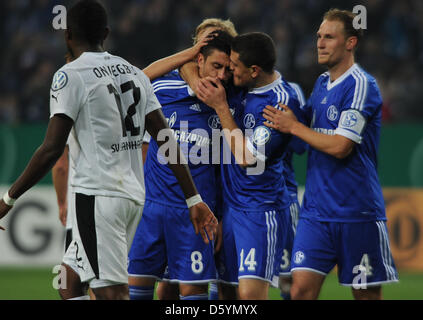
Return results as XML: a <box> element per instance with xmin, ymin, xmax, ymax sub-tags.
<box><xmin>196</xmin><ymin>32</ymin><xmax>302</xmax><ymax>299</ymax></box>
<box><xmin>128</xmin><ymin>31</ymin><xmax>234</xmax><ymax>301</ymax></box>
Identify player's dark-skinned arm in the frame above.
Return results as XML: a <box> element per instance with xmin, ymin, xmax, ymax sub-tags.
<box><xmin>0</xmin><ymin>114</ymin><xmax>73</xmax><ymax>230</ymax></box>
<box><xmin>52</xmin><ymin>145</ymin><xmax>69</xmax><ymax>227</ymax></box>
<box><xmin>196</xmin><ymin>77</ymin><xmax>256</xmax><ymax>168</ymax></box>
<box><xmin>262</xmin><ymin>104</ymin><xmax>354</xmax><ymax>159</ymax></box>
<box><xmin>145</xmin><ymin>108</ymin><xmax>218</xmax><ymax>244</ymax></box>
<box><xmin>141</xmin><ymin>143</ymin><xmax>149</xmax><ymax>163</ymax></box>
<box><xmin>214</xmin><ymin>221</ymin><xmax>223</xmax><ymax>254</ymax></box>
<box><xmin>143</xmin><ymin>31</ymin><xmax>215</xmax><ymax>81</ymax></box>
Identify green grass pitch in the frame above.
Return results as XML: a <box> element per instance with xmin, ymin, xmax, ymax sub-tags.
<box><xmin>0</xmin><ymin>267</ymin><xmax>421</xmax><ymax>300</ymax></box>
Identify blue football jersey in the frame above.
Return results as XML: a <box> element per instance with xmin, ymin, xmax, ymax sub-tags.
<box><xmin>221</xmin><ymin>73</ymin><xmax>301</xmax><ymax>211</ymax></box>
<box><xmin>214</xmin><ymin>84</ymin><xmax>246</xmax><ymax>216</ymax></box>
<box><xmin>301</xmin><ymin>64</ymin><xmax>386</xmax><ymax>222</ymax></box>
<box><xmin>283</xmin><ymin>82</ymin><xmax>308</xmax><ymax>197</ymax></box>
<box><xmin>144</xmin><ymin>71</ymin><xmax>218</xmax><ymax>209</ymax></box>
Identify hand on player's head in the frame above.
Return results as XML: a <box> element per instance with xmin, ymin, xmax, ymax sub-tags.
<box><xmin>195</xmin><ymin>28</ymin><xmax>220</xmax><ymax>45</ymax></box>
<box><xmin>192</xmin><ymin>29</ymin><xmax>219</xmax><ymax>58</ymax></box>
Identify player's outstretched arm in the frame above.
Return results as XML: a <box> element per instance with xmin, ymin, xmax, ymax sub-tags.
<box><xmin>145</xmin><ymin>109</ymin><xmax>217</xmax><ymax>243</ymax></box>
<box><xmin>52</xmin><ymin>145</ymin><xmax>69</xmax><ymax>227</ymax></box>
<box><xmin>143</xmin><ymin>30</ymin><xmax>216</xmax><ymax>81</ymax></box>
<box><xmin>263</xmin><ymin>104</ymin><xmax>354</xmax><ymax>159</ymax></box>
<box><xmin>0</xmin><ymin>115</ymin><xmax>73</xmax><ymax>229</ymax></box>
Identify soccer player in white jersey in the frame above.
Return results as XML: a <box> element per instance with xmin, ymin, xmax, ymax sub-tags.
<box><xmin>0</xmin><ymin>0</ymin><xmax>217</xmax><ymax>300</ymax></box>
<box><xmin>52</xmin><ymin>54</ymin><xmax>80</xmax><ymax>253</ymax></box>
<box><xmin>263</xmin><ymin>9</ymin><xmax>398</xmax><ymax>300</ymax></box>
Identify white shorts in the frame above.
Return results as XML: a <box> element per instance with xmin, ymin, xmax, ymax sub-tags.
<box><xmin>64</xmin><ymin>191</ymin><xmax>75</xmax><ymax>252</ymax></box>
<box><xmin>63</xmin><ymin>192</ymin><xmax>143</xmax><ymax>288</ymax></box>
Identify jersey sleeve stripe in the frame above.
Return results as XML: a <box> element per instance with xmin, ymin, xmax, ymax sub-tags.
<box><xmin>351</xmin><ymin>70</ymin><xmax>368</xmax><ymax>111</ymax></box>
<box><xmin>351</xmin><ymin>72</ymin><xmax>362</xmax><ymax>110</ymax></box>
<box><xmin>359</xmin><ymin>71</ymin><xmax>369</xmax><ymax>112</ymax></box>
<box><xmin>354</xmin><ymin>70</ymin><xmax>366</xmax><ymax>111</ymax></box>
<box><xmin>152</xmin><ymin>80</ymin><xmax>186</xmax><ymax>89</ymax></box>
<box><xmin>273</xmin><ymin>84</ymin><xmax>289</xmax><ymax>105</ymax></box>
<box><xmin>152</xmin><ymin>79</ymin><xmax>186</xmax><ymax>86</ymax></box>
<box><xmin>152</xmin><ymin>81</ymin><xmax>186</xmax><ymax>88</ymax></box>
<box><xmin>275</xmin><ymin>90</ymin><xmax>282</xmax><ymax>108</ymax></box>
<box><xmin>291</xmin><ymin>83</ymin><xmax>306</xmax><ymax>107</ymax></box>
<box><xmin>153</xmin><ymin>85</ymin><xmax>188</xmax><ymax>93</ymax></box>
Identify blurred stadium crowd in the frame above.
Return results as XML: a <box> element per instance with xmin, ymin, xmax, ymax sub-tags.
<box><xmin>0</xmin><ymin>0</ymin><xmax>422</xmax><ymax>123</ymax></box>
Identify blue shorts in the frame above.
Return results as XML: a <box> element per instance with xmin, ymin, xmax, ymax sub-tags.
<box><xmin>216</xmin><ymin>206</ymin><xmax>287</xmax><ymax>285</ymax></box>
<box><xmin>278</xmin><ymin>198</ymin><xmax>300</xmax><ymax>276</ymax></box>
<box><xmin>291</xmin><ymin>218</ymin><xmax>399</xmax><ymax>286</ymax></box>
<box><xmin>128</xmin><ymin>200</ymin><xmax>216</xmax><ymax>283</ymax></box>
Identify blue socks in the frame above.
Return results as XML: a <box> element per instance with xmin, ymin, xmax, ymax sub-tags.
<box><xmin>129</xmin><ymin>285</ymin><xmax>154</xmax><ymax>300</ymax></box>
<box><xmin>281</xmin><ymin>292</ymin><xmax>291</xmax><ymax>300</ymax></box>
<box><xmin>208</xmin><ymin>282</ymin><xmax>219</xmax><ymax>300</ymax></box>
<box><xmin>179</xmin><ymin>293</ymin><xmax>209</xmax><ymax>300</ymax></box>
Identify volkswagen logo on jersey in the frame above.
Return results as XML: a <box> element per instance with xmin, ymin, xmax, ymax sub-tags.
<box><xmin>341</xmin><ymin>111</ymin><xmax>358</xmax><ymax>128</ymax></box>
<box><xmin>168</xmin><ymin>112</ymin><xmax>177</xmax><ymax>128</ymax></box>
<box><xmin>243</xmin><ymin>113</ymin><xmax>256</xmax><ymax>129</ymax></box>
<box><xmin>51</xmin><ymin>71</ymin><xmax>68</xmax><ymax>91</ymax></box>
<box><xmin>252</xmin><ymin>126</ymin><xmax>271</xmax><ymax>146</ymax></box>
<box><xmin>294</xmin><ymin>251</ymin><xmax>305</xmax><ymax>264</ymax></box>
<box><xmin>208</xmin><ymin>114</ymin><xmax>221</xmax><ymax>129</ymax></box>
<box><xmin>327</xmin><ymin>105</ymin><xmax>339</xmax><ymax>121</ymax></box>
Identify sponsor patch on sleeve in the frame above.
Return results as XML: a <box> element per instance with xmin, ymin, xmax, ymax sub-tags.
<box><xmin>51</xmin><ymin>71</ymin><xmax>68</xmax><ymax>91</ymax></box>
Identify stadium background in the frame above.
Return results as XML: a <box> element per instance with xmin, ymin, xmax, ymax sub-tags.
<box><xmin>0</xmin><ymin>0</ymin><xmax>422</xmax><ymax>299</ymax></box>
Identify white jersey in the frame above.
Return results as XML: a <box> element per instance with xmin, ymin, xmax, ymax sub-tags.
<box><xmin>50</xmin><ymin>51</ymin><xmax>161</xmax><ymax>205</ymax></box>
<box><xmin>67</xmin><ymin>128</ymin><xmax>79</xmax><ymax>189</ymax></box>
<box><xmin>65</xmin><ymin>131</ymin><xmax>79</xmax><ymax>230</ymax></box>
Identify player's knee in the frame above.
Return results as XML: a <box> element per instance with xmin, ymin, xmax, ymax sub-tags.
<box><xmin>58</xmin><ymin>287</ymin><xmax>71</xmax><ymax>300</ymax></box>
<box><xmin>279</xmin><ymin>276</ymin><xmax>292</xmax><ymax>294</ymax></box>
<box><xmin>57</xmin><ymin>264</ymin><xmax>87</xmax><ymax>300</ymax></box>
<box><xmin>156</xmin><ymin>283</ymin><xmax>167</xmax><ymax>300</ymax></box>
<box><xmin>352</xmin><ymin>286</ymin><xmax>382</xmax><ymax>300</ymax></box>
<box><xmin>238</xmin><ymin>285</ymin><xmax>266</xmax><ymax>300</ymax></box>
<box><xmin>179</xmin><ymin>284</ymin><xmax>208</xmax><ymax>298</ymax></box>
<box><xmin>290</xmin><ymin>282</ymin><xmax>317</xmax><ymax>300</ymax></box>
<box><xmin>94</xmin><ymin>290</ymin><xmax>129</xmax><ymax>300</ymax></box>
<box><xmin>238</xmin><ymin>279</ymin><xmax>268</xmax><ymax>300</ymax></box>
<box><xmin>238</xmin><ymin>289</ymin><xmax>256</xmax><ymax>300</ymax></box>
<box><xmin>218</xmin><ymin>283</ymin><xmax>238</xmax><ymax>300</ymax></box>
<box><xmin>156</xmin><ymin>282</ymin><xmax>179</xmax><ymax>300</ymax></box>
<box><xmin>58</xmin><ymin>283</ymin><xmax>89</xmax><ymax>300</ymax></box>
<box><xmin>93</xmin><ymin>285</ymin><xmax>129</xmax><ymax>300</ymax></box>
